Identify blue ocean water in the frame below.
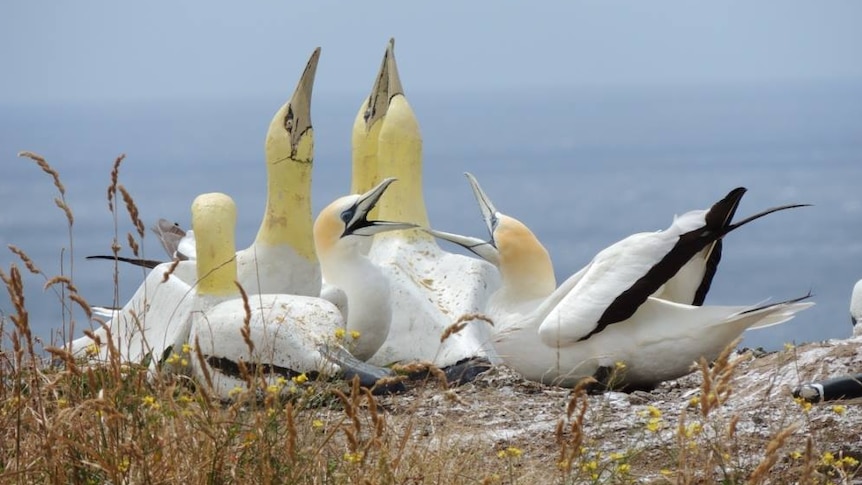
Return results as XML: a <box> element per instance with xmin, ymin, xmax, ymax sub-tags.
<box><xmin>1</xmin><ymin>82</ymin><xmax>861</xmax><ymax>351</ymax></box>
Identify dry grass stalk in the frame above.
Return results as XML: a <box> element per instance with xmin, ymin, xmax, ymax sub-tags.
<box><xmin>126</xmin><ymin>232</ymin><xmax>140</xmax><ymax>258</ymax></box>
<box><xmin>117</xmin><ymin>184</ymin><xmax>145</xmax><ymax>238</ymax></box>
<box><xmin>440</xmin><ymin>313</ymin><xmax>494</xmax><ymax>343</ymax></box>
<box><xmin>748</xmin><ymin>423</ymin><xmax>799</xmax><ymax>483</ymax></box>
<box><xmin>236</xmin><ymin>282</ymin><xmax>255</xmax><ymax>355</ymax></box>
<box><xmin>7</xmin><ymin>245</ymin><xmax>41</xmax><ymax>275</ymax></box>
<box><xmin>162</xmin><ymin>259</ymin><xmax>180</xmax><ymax>283</ymax></box>
<box><xmin>107</xmin><ymin>154</ymin><xmax>126</xmax><ymax>212</ymax></box>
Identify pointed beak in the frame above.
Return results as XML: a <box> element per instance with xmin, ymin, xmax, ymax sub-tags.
<box><xmin>344</xmin><ymin>177</ymin><xmax>418</xmax><ymax>237</ymax></box>
<box><xmin>284</xmin><ymin>47</ymin><xmax>320</xmax><ymax>154</ymax></box>
<box><xmin>464</xmin><ymin>172</ymin><xmax>500</xmax><ymax>240</ymax></box>
<box><xmin>363</xmin><ymin>38</ymin><xmax>404</xmax><ymax>130</ymax></box>
<box><xmin>424</xmin><ymin>228</ymin><xmax>501</xmax><ymax>266</ymax></box>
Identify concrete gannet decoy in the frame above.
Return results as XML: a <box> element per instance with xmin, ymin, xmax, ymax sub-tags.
<box><xmin>850</xmin><ymin>279</ymin><xmax>862</xmax><ymax>336</ymax></box>
<box><xmin>190</xmin><ymin>180</ymin><xmax>414</xmax><ymax>398</ymax></box>
<box><xmin>428</xmin><ymin>174</ymin><xmax>814</xmax><ymax>390</ymax></box>
<box><xmin>350</xmin><ymin>39</ymin><xmax>501</xmax><ymax>374</ymax></box>
<box><xmin>85</xmin><ymin>48</ymin><xmax>323</xmax><ymax>297</ymax></box>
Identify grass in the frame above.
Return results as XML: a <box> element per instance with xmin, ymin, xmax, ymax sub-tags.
<box><xmin>2</xmin><ymin>152</ymin><xmax>860</xmax><ymax>484</ymax></box>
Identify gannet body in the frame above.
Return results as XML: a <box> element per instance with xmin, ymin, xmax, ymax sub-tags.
<box><xmin>351</xmin><ymin>39</ymin><xmax>500</xmax><ymax>368</ymax></box>
<box><xmin>851</xmin><ymin>279</ymin><xmax>862</xmax><ymax>336</ymax></box>
<box><xmin>191</xmin><ymin>180</ymin><xmax>413</xmax><ymax>397</ymax></box>
<box><xmin>70</xmin><ymin>256</ymin><xmax>197</xmax><ymax>369</ymax></box>
<box><xmin>429</xmin><ymin>174</ymin><xmax>814</xmax><ymax>389</ymax></box>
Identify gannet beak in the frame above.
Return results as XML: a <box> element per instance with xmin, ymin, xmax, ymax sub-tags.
<box><xmin>464</xmin><ymin>172</ymin><xmax>500</xmax><ymax>239</ymax></box>
<box><xmin>272</xmin><ymin>47</ymin><xmax>320</xmax><ymax>158</ymax></box>
<box><xmin>363</xmin><ymin>38</ymin><xmax>403</xmax><ymax>131</ymax></box>
<box><xmin>343</xmin><ymin>177</ymin><xmax>418</xmax><ymax>237</ymax></box>
<box><xmin>424</xmin><ymin>228</ymin><xmax>501</xmax><ymax>267</ymax></box>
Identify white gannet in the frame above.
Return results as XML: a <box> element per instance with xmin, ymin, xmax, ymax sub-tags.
<box><xmin>190</xmin><ymin>179</ymin><xmax>414</xmax><ymax>397</ymax></box>
<box><xmin>428</xmin><ymin>174</ymin><xmax>814</xmax><ymax>390</ymax></box>
<box><xmin>85</xmin><ymin>48</ymin><xmax>323</xmax><ymax>297</ymax></box>
<box><xmin>349</xmin><ymin>39</ymin><xmax>501</xmax><ymax>374</ymax></box>
<box><xmin>851</xmin><ymin>279</ymin><xmax>862</xmax><ymax>336</ymax></box>
<box><xmin>71</xmin><ymin>244</ymin><xmax>198</xmax><ymax>369</ymax></box>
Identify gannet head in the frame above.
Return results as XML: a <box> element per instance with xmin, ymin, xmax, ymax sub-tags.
<box><xmin>427</xmin><ymin>173</ymin><xmax>556</xmax><ymax>300</ymax></box>
<box><xmin>314</xmin><ymin>178</ymin><xmax>418</xmax><ymax>256</ymax></box>
<box><xmin>266</xmin><ymin>47</ymin><xmax>319</xmax><ymax>161</ymax></box>
<box><xmin>192</xmin><ymin>192</ymin><xmax>238</xmax><ymax>297</ymax></box>
<box><xmin>351</xmin><ymin>38</ymin><xmax>402</xmax><ymax>196</ymax></box>
<box><xmin>257</xmin><ymin>47</ymin><xmax>320</xmax><ymax>262</ymax></box>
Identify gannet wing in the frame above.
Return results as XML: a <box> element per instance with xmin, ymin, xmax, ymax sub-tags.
<box><xmin>151</xmin><ymin>219</ymin><xmax>187</xmax><ymax>260</ymax></box>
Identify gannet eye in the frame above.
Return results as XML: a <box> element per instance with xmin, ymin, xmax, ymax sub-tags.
<box><xmin>363</xmin><ymin>107</ymin><xmax>373</xmax><ymax>123</ymax></box>
<box><xmin>340</xmin><ymin>208</ymin><xmax>355</xmax><ymax>224</ymax></box>
<box><xmin>284</xmin><ymin>108</ymin><xmax>295</xmax><ymax>132</ymax></box>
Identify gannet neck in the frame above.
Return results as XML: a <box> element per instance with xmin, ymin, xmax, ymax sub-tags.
<box><xmin>320</xmin><ymin>248</ymin><xmax>390</xmax><ymax>360</ymax></box>
<box><xmin>256</xmin><ymin>47</ymin><xmax>320</xmax><ymax>263</ymax></box>
<box><xmin>314</xmin><ymin>178</ymin><xmax>412</xmax><ymax>360</ymax></box>
<box><xmin>376</xmin><ymin>94</ymin><xmax>429</xmax><ymax>231</ymax></box>
<box><xmin>351</xmin><ymin>39</ymin><xmax>400</xmax><ymax>206</ymax></box>
<box><xmin>193</xmin><ymin>193</ymin><xmax>238</xmax><ymax>297</ymax></box>
<box><xmin>494</xmin><ymin>214</ymin><xmax>556</xmax><ymax>303</ymax></box>
<box><xmin>351</xmin><ymin>98</ymin><xmax>383</xmax><ymax>195</ymax></box>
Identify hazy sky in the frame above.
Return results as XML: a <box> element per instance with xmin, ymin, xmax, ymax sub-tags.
<box><xmin>2</xmin><ymin>1</ymin><xmax>862</xmax><ymax>103</ymax></box>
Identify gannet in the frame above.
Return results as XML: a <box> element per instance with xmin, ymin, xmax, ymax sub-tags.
<box><xmin>349</xmin><ymin>39</ymin><xmax>501</xmax><ymax>374</ymax></box>
<box><xmin>71</xmin><ymin>243</ymin><xmax>198</xmax><ymax>369</ymax></box>
<box><xmin>85</xmin><ymin>48</ymin><xmax>323</xmax><ymax>297</ymax></box>
<box><xmin>850</xmin><ymin>279</ymin><xmax>862</xmax><ymax>336</ymax></box>
<box><xmin>190</xmin><ymin>179</ymin><xmax>414</xmax><ymax>397</ymax></box>
<box><xmin>428</xmin><ymin>174</ymin><xmax>814</xmax><ymax>390</ymax></box>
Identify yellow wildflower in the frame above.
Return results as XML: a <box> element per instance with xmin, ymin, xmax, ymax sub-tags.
<box><xmin>789</xmin><ymin>450</ymin><xmax>803</xmax><ymax>460</ymax></box>
<box><xmin>841</xmin><ymin>456</ymin><xmax>859</xmax><ymax>467</ymax></box>
<box><xmin>292</xmin><ymin>373</ymin><xmax>308</xmax><ymax>385</ymax></box>
<box><xmin>821</xmin><ymin>451</ymin><xmax>835</xmax><ymax>465</ymax></box>
<box><xmin>350</xmin><ymin>330</ymin><xmax>361</xmax><ymax>339</ymax></box>
<box><xmin>141</xmin><ymin>395</ymin><xmax>160</xmax><ymax>410</ymax></box>
<box><xmin>334</xmin><ymin>328</ymin><xmax>346</xmax><ymax>340</ymax></box>
<box><xmin>646</xmin><ymin>417</ymin><xmax>662</xmax><ymax>433</ymax></box>
<box><xmin>182</xmin><ymin>343</ymin><xmax>192</xmax><ymax>354</ymax></box>
<box><xmin>228</xmin><ymin>386</ymin><xmax>244</xmax><ymax>398</ymax></box>
<box><xmin>831</xmin><ymin>405</ymin><xmax>846</xmax><ymax>415</ymax></box>
<box><xmin>794</xmin><ymin>397</ymin><xmax>813</xmax><ymax>413</ymax></box>
<box><xmin>312</xmin><ymin>419</ymin><xmax>324</xmax><ymax>429</ymax></box>
<box><xmin>85</xmin><ymin>343</ymin><xmax>100</xmax><ymax>357</ymax></box>
<box><xmin>609</xmin><ymin>452</ymin><xmax>625</xmax><ymax>461</ymax></box>
<box><xmin>617</xmin><ymin>463</ymin><xmax>630</xmax><ymax>474</ymax></box>
<box><xmin>688</xmin><ymin>395</ymin><xmax>701</xmax><ymax>407</ymax></box>
<box><xmin>344</xmin><ymin>451</ymin><xmax>363</xmax><ymax>463</ymax></box>
<box><xmin>685</xmin><ymin>422</ymin><xmax>702</xmax><ymax>438</ymax></box>
<box><xmin>266</xmin><ymin>384</ymin><xmax>280</xmax><ymax>395</ymax></box>
<box><xmin>505</xmin><ymin>446</ymin><xmax>522</xmax><ymax>458</ymax></box>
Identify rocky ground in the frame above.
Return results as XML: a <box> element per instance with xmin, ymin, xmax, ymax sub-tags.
<box><xmin>368</xmin><ymin>335</ymin><xmax>862</xmax><ymax>483</ymax></box>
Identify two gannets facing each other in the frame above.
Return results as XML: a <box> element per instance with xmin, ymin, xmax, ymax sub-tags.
<box><xmin>428</xmin><ymin>173</ymin><xmax>814</xmax><ymax>390</ymax></box>
<box><xmin>191</xmin><ymin>179</ymin><xmax>414</xmax><ymax>398</ymax></box>
<box><xmin>349</xmin><ymin>39</ymin><xmax>501</xmax><ymax>373</ymax></box>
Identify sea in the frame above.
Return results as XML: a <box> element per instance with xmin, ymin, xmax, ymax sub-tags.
<box><xmin>1</xmin><ymin>81</ymin><xmax>861</xmax><ymax>352</ymax></box>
